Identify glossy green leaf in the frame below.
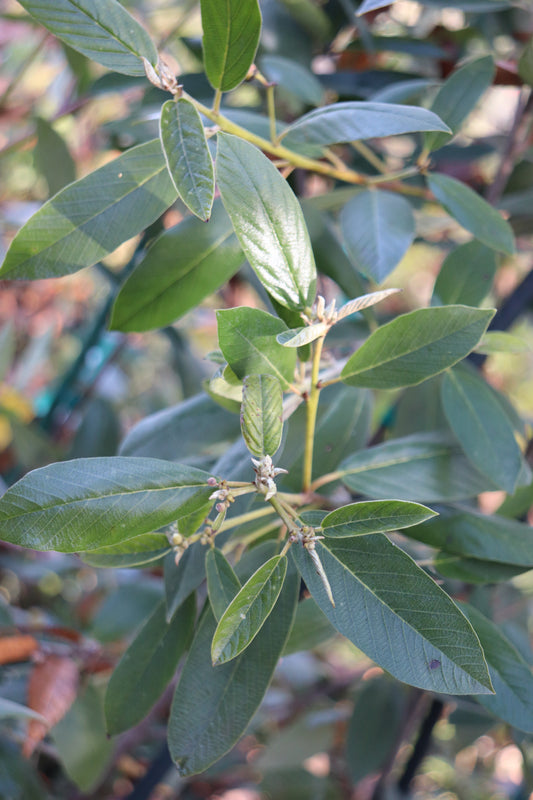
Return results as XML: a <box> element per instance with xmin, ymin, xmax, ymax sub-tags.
<box><xmin>201</xmin><ymin>0</ymin><xmax>261</xmax><ymax>91</ymax></box>
<box><xmin>212</xmin><ymin>555</ymin><xmax>287</xmax><ymax>665</ymax></box>
<box><xmin>460</xmin><ymin>603</ymin><xmax>533</xmax><ymax>732</ymax></box>
<box><xmin>241</xmin><ymin>375</ymin><xmax>283</xmax><ymax>458</ymax></box>
<box><xmin>340</xmin><ymin>191</ymin><xmax>415</xmax><ymax>283</ymax></box>
<box><xmin>34</xmin><ymin>117</ymin><xmax>76</xmax><ymax>196</ymax></box>
<box><xmin>407</xmin><ymin>511</ymin><xmax>533</xmax><ymax>567</ymax></box>
<box><xmin>338</xmin><ymin>433</ymin><xmax>494</xmax><ymax>501</ymax></box>
<box><xmin>105</xmin><ymin>594</ymin><xmax>195</xmax><ymax>735</ymax></box>
<box><xmin>428</xmin><ymin>173</ymin><xmax>515</xmax><ymax>255</ymax></box>
<box><xmin>341</xmin><ymin>305</ymin><xmax>494</xmax><ymax>389</ymax></box>
<box><xmin>322</xmin><ymin>500</ymin><xmax>437</xmax><ymax>537</ymax></box>
<box><xmin>206</xmin><ymin>548</ymin><xmax>241</xmax><ymax>621</ymax></box>
<box><xmin>216</xmin><ymin>133</ymin><xmax>316</xmax><ymax>310</ymax></box>
<box><xmin>168</xmin><ymin>568</ymin><xmax>299</xmax><ymax>776</ymax></box>
<box><xmin>164</xmin><ymin>544</ymin><xmax>207</xmax><ymax>621</ymax></box>
<box><xmin>160</xmin><ymin>98</ymin><xmax>214</xmax><ymax>221</ymax></box>
<box><xmin>205</xmin><ymin>364</ymin><xmax>243</xmax><ymax>413</ymax></box>
<box><xmin>0</xmin><ymin>458</ymin><xmax>212</xmax><ymax>552</ymax></box>
<box><xmin>52</xmin><ymin>683</ymin><xmax>112</xmax><ymax>792</ymax></box>
<box><xmin>0</xmin><ymin>140</ymin><xmax>177</xmax><ymax>281</ymax></box>
<box><xmin>217</xmin><ymin>307</ymin><xmax>297</xmax><ymax>389</ymax></box>
<box><xmin>17</xmin><ymin>0</ymin><xmax>158</xmax><ymax>76</ymax></box>
<box><xmin>260</xmin><ymin>55</ymin><xmax>325</xmax><ymax>106</ymax></box>
<box><xmin>432</xmin><ymin>240</ymin><xmax>497</xmax><ymax>306</ymax></box>
<box><xmin>425</xmin><ymin>56</ymin><xmax>494</xmax><ymax>151</ymax></box>
<box><xmin>441</xmin><ymin>366</ymin><xmax>524</xmax><ymax>493</ymax></box>
<box><xmin>119</xmin><ymin>393</ymin><xmax>241</xmax><ymax>465</ymax></box>
<box><xmin>280</xmin><ymin>102</ymin><xmax>450</xmax><ymax>147</ymax></box>
<box><xmin>292</xmin><ymin>535</ymin><xmax>492</xmax><ymax>693</ymax></box>
<box><xmin>110</xmin><ymin>200</ymin><xmax>242</xmax><ymax>332</ymax></box>
<box><xmin>79</xmin><ymin>533</ymin><xmax>171</xmax><ymax>568</ymax></box>
<box><xmin>276</xmin><ymin>323</ymin><xmax>329</xmax><ymax>348</ymax></box>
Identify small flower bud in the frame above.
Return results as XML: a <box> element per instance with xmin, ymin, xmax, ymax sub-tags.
<box><xmin>207</xmin><ymin>477</ymin><xmax>218</xmax><ymax>486</ymax></box>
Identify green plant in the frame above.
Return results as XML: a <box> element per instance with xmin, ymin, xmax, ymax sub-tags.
<box><xmin>1</xmin><ymin>0</ymin><xmax>533</xmax><ymax>796</ymax></box>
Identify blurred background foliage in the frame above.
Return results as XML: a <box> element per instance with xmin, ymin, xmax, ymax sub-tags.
<box><xmin>0</xmin><ymin>0</ymin><xmax>533</xmax><ymax>798</ymax></box>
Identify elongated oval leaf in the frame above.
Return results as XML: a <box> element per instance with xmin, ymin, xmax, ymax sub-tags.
<box><xmin>475</xmin><ymin>331</ymin><xmax>529</xmax><ymax>355</ymax></box>
<box><xmin>322</xmin><ymin>500</ymin><xmax>437</xmax><ymax>537</ymax></box>
<box><xmin>206</xmin><ymin>548</ymin><xmax>241</xmax><ymax>621</ymax></box>
<box><xmin>340</xmin><ymin>190</ymin><xmax>415</xmax><ymax>283</ymax></box>
<box><xmin>0</xmin><ymin>140</ymin><xmax>177</xmax><ymax>281</ymax></box>
<box><xmin>260</xmin><ymin>55</ymin><xmax>325</xmax><ymax>106</ymax></box>
<box><xmin>241</xmin><ymin>375</ymin><xmax>283</xmax><ymax>458</ymax></box>
<box><xmin>212</xmin><ymin>555</ymin><xmax>287</xmax><ymax>664</ymax></box>
<box><xmin>201</xmin><ymin>0</ymin><xmax>261</xmax><ymax>91</ymax></box>
<box><xmin>425</xmin><ymin>56</ymin><xmax>494</xmax><ymax>151</ymax></box>
<box><xmin>110</xmin><ymin>201</ymin><xmax>242</xmax><ymax>332</ymax></box>
<box><xmin>277</xmin><ymin>323</ymin><xmax>329</xmax><ymax>348</ymax></box>
<box><xmin>441</xmin><ymin>366</ymin><xmax>524</xmax><ymax>493</ymax></box>
<box><xmin>79</xmin><ymin>533</ymin><xmax>171</xmax><ymax>568</ymax></box>
<box><xmin>291</xmin><ymin>535</ymin><xmax>492</xmax><ymax>694</ymax></box>
<box><xmin>280</xmin><ymin>102</ymin><xmax>450</xmax><ymax>147</ymax></box>
<box><xmin>160</xmin><ymin>98</ymin><xmax>214</xmax><ymax>221</ymax></box>
<box><xmin>432</xmin><ymin>240</ymin><xmax>497</xmax><ymax>306</ymax></box>
<box><xmin>216</xmin><ymin>133</ymin><xmax>316</xmax><ymax>310</ymax></box>
<box><xmin>341</xmin><ymin>305</ymin><xmax>494</xmax><ymax>389</ymax></box>
<box><xmin>168</xmin><ymin>569</ymin><xmax>299</xmax><ymax>776</ymax></box>
<box><xmin>406</xmin><ymin>511</ymin><xmax>533</xmax><ymax>567</ymax></box>
<box><xmin>460</xmin><ymin>603</ymin><xmax>533</xmax><ymax>732</ymax></box>
<box><xmin>428</xmin><ymin>173</ymin><xmax>515</xmax><ymax>255</ymax></box>
<box><xmin>336</xmin><ymin>288</ymin><xmax>401</xmax><ymax>322</ymax></box>
<box><xmin>337</xmin><ymin>433</ymin><xmax>495</xmax><ymax>501</ymax></box>
<box><xmin>0</xmin><ymin>458</ymin><xmax>212</xmax><ymax>552</ymax></box>
<box><xmin>105</xmin><ymin>594</ymin><xmax>195</xmax><ymax>735</ymax></box>
<box><xmin>18</xmin><ymin>0</ymin><xmax>158</xmax><ymax>76</ymax></box>
<box><xmin>217</xmin><ymin>307</ymin><xmax>296</xmax><ymax>389</ymax></box>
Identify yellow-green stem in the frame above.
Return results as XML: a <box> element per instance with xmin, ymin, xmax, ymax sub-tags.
<box><xmin>351</xmin><ymin>139</ymin><xmax>389</xmax><ymax>173</ymax></box>
<box><xmin>268</xmin><ymin>494</ymin><xmax>300</xmax><ymax>535</ymax></box>
<box><xmin>302</xmin><ymin>336</ymin><xmax>325</xmax><ymax>492</ymax></box>
<box><xmin>266</xmin><ymin>84</ymin><xmax>278</xmax><ymax>144</ymax></box>
<box><xmin>212</xmin><ymin>88</ymin><xmax>223</xmax><ymax>114</ymax></box>
<box><xmin>309</xmin><ymin>469</ymin><xmax>343</xmax><ymax>492</ymax></box>
<box><xmin>217</xmin><ymin>505</ymin><xmax>276</xmax><ymax>533</ymax></box>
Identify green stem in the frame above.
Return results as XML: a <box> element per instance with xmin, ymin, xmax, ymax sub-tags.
<box><xmin>268</xmin><ymin>494</ymin><xmax>301</xmax><ymax>535</ymax></box>
<box><xmin>367</xmin><ymin>166</ymin><xmax>421</xmax><ymax>185</ymax></box>
<box><xmin>309</xmin><ymin>469</ymin><xmax>344</xmax><ymax>492</ymax></box>
<box><xmin>266</xmin><ymin>84</ymin><xmax>278</xmax><ymax>144</ymax></box>
<box><xmin>212</xmin><ymin>88</ymin><xmax>223</xmax><ymax>114</ymax></box>
<box><xmin>302</xmin><ymin>336</ymin><xmax>325</xmax><ymax>492</ymax></box>
<box><xmin>351</xmin><ymin>139</ymin><xmax>389</xmax><ymax>173</ymax></box>
<box><xmin>217</xmin><ymin>505</ymin><xmax>277</xmax><ymax>533</ymax></box>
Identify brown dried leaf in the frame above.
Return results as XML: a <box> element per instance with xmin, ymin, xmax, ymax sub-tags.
<box><xmin>0</xmin><ymin>634</ymin><xmax>38</xmax><ymax>665</ymax></box>
<box><xmin>24</xmin><ymin>655</ymin><xmax>79</xmax><ymax>757</ymax></box>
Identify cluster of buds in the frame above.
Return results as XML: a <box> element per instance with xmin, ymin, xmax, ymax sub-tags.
<box><xmin>251</xmin><ymin>455</ymin><xmax>288</xmax><ymax>501</ymax></box>
<box><xmin>142</xmin><ymin>56</ymin><xmax>180</xmax><ymax>95</ymax></box>
<box><xmin>168</xmin><ymin>525</ymin><xmax>189</xmax><ymax>566</ymax></box>
<box><xmin>289</xmin><ymin>525</ymin><xmax>335</xmax><ymax>607</ymax></box>
<box><xmin>300</xmin><ymin>295</ymin><xmax>338</xmax><ymax>327</ymax></box>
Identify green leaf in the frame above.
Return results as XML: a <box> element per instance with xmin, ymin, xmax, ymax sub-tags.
<box><xmin>434</xmin><ymin>555</ymin><xmax>527</xmax><ymax>585</ymax></box>
<box><xmin>357</xmin><ymin>0</ymin><xmax>396</xmax><ymax>13</ymax></box>
<box><xmin>17</xmin><ymin>0</ymin><xmax>158</xmax><ymax>76</ymax></box>
<box><xmin>322</xmin><ymin>500</ymin><xmax>437</xmax><ymax>537</ymax></box>
<box><xmin>0</xmin><ymin>698</ymin><xmax>45</xmax><ymax>722</ymax></box>
<box><xmin>338</xmin><ymin>433</ymin><xmax>495</xmax><ymax>502</ymax></box>
<box><xmin>105</xmin><ymin>594</ymin><xmax>195</xmax><ymax>735</ymax></box>
<box><xmin>0</xmin><ymin>457</ymin><xmax>212</xmax><ymax>552</ymax></box>
<box><xmin>432</xmin><ymin>240</ymin><xmax>497</xmax><ymax>306</ymax></box>
<box><xmin>441</xmin><ymin>366</ymin><xmax>524</xmax><ymax>493</ymax></box>
<box><xmin>119</xmin><ymin>393</ymin><xmax>241</xmax><ymax>465</ymax></box>
<box><xmin>206</xmin><ymin>548</ymin><xmax>241</xmax><ymax>620</ymax></box>
<box><xmin>211</xmin><ymin>555</ymin><xmax>287</xmax><ymax>665</ymax></box>
<box><xmin>283</xmin><ymin>597</ymin><xmax>337</xmax><ymax>654</ymax></box>
<box><xmin>475</xmin><ymin>331</ymin><xmax>529</xmax><ymax>355</ymax></box>
<box><xmin>164</xmin><ymin>543</ymin><xmax>208</xmax><ymax>621</ymax></box>
<box><xmin>79</xmin><ymin>533</ymin><xmax>171</xmax><ymax>568</ymax></box>
<box><xmin>341</xmin><ymin>305</ymin><xmax>494</xmax><ymax>389</ymax></box>
<box><xmin>428</xmin><ymin>173</ymin><xmax>515</xmax><ymax>255</ymax></box>
<box><xmin>518</xmin><ymin>39</ymin><xmax>533</xmax><ymax>87</ymax></box>
<box><xmin>259</xmin><ymin>55</ymin><xmax>325</xmax><ymax>106</ymax></box>
<box><xmin>200</xmin><ymin>0</ymin><xmax>261</xmax><ymax>91</ymax></box>
<box><xmin>216</xmin><ymin>133</ymin><xmax>316</xmax><ymax>310</ymax></box>
<box><xmin>205</xmin><ymin>365</ymin><xmax>243</xmax><ymax>413</ymax></box>
<box><xmin>0</xmin><ymin>322</ymin><xmax>14</xmax><ymax>382</ymax></box>
<box><xmin>217</xmin><ymin>307</ymin><xmax>297</xmax><ymax>389</ymax></box>
<box><xmin>51</xmin><ymin>683</ymin><xmax>113</xmax><ymax>792</ymax></box>
<box><xmin>460</xmin><ymin>603</ymin><xmax>533</xmax><ymax>732</ymax></box>
<box><xmin>168</xmin><ymin>568</ymin><xmax>299</xmax><ymax>776</ymax></box>
<box><xmin>336</xmin><ymin>288</ymin><xmax>401</xmax><ymax>322</ymax></box>
<box><xmin>34</xmin><ymin>117</ymin><xmax>76</xmax><ymax>196</ymax></box>
<box><xmin>110</xmin><ymin>200</ymin><xmax>242</xmax><ymax>332</ymax></box>
<box><xmin>160</xmin><ymin>98</ymin><xmax>214</xmax><ymax>221</ymax></box>
<box><xmin>424</xmin><ymin>56</ymin><xmax>495</xmax><ymax>151</ymax></box>
<box><xmin>346</xmin><ymin>677</ymin><xmax>407</xmax><ymax>783</ymax></box>
<box><xmin>280</xmin><ymin>102</ymin><xmax>450</xmax><ymax>147</ymax></box>
<box><xmin>0</xmin><ymin>140</ymin><xmax>177</xmax><ymax>281</ymax></box>
<box><xmin>276</xmin><ymin>323</ymin><xmax>329</xmax><ymax>348</ymax></box>
<box><xmin>340</xmin><ymin>190</ymin><xmax>415</xmax><ymax>284</ymax></box>
<box><xmin>291</xmin><ymin>535</ymin><xmax>492</xmax><ymax>694</ymax></box>
<box><xmin>241</xmin><ymin>375</ymin><xmax>283</xmax><ymax>458</ymax></box>
<box><xmin>406</xmin><ymin>511</ymin><xmax>533</xmax><ymax>567</ymax></box>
